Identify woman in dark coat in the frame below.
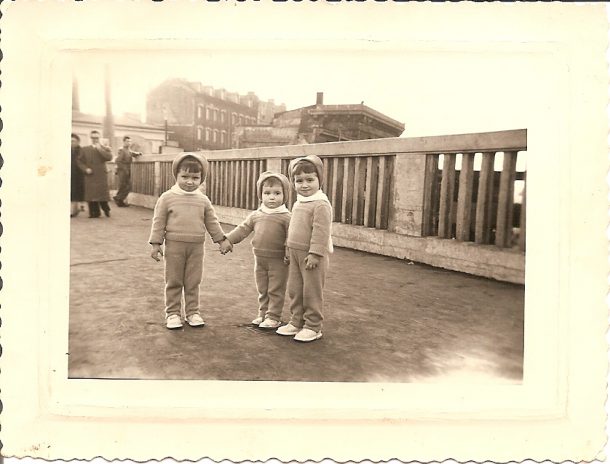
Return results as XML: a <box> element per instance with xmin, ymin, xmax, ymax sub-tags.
<box><xmin>70</xmin><ymin>133</ymin><xmax>85</xmax><ymax>217</ymax></box>
<box><xmin>77</xmin><ymin>129</ymin><xmax>113</xmax><ymax>218</ymax></box>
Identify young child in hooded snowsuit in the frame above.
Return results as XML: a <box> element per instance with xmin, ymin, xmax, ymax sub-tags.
<box><xmin>222</xmin><ymin>171</ymin><xmax>291</xmax><ymax>329</ymax></box>
<box><xmin>149</xmin><ymin>152</ymin><xmax>231</xmax><ymax>330</ymax></box>
<box><xmin>276</xmin><ymin>155</ymin><xmax>333</xmax><ymax>342</ymax></box>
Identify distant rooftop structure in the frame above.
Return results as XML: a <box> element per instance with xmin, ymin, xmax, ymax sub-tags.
<box><xmin>233</xmin><ymin>92</ymin><xmax>405</xmax><ymax>148</ymax></box>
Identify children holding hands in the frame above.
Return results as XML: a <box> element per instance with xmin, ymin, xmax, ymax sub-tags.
<box><xmin>149</xmin><ymin>152</ymin><xmax>332</xmax><ymax>343</ymax></box>
<box><xmin>149</xmin><ymin>153</ymin><xmax>232</xmax><ymax>330</ymax></box>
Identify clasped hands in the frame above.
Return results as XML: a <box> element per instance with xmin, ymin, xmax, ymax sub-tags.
<box><xmin>219</xmin><ymin>238</ymin><xmax>233</xmax><ymax>255</ymax></box>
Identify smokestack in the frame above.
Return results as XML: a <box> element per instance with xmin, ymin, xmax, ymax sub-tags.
<box><xmin>103</xmin><ymin>64</ymin><xmax>115</xmax><ymax>150</ymax></box>
<box><xmin>72</xmin><ymin>77</ymin><xmax>80</xmax><ymax>111</ymax></box>
<box><xmin>316</xmin><ymin>92</ymin><xmax>324</xmax><ymax>106</ymax></box>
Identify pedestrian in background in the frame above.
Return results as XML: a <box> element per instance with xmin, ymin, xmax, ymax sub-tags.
<box><xmin>77</xmin><ymin>129</ymin><xmax>113</xmax><ymax>218</ymax></box>
<box><xmin>70</xmin><ymin>133</ymin><xmax>85</xmax><ymax>217</ymax></box>
<box><xmin>113</xmin><ymin>135</ymin><xmax>142</xmax><ymax>207</ymax></box>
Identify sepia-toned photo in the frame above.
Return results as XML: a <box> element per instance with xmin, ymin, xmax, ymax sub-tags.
<box><xmin>68</xmin><ymin>49</ymin><xmax>525</xmax><ymax>383</ymax></box>
<box><xmin>2</xmin><ymin>2</ymin><xmax>607</xmax><ymax>462</ymax></box>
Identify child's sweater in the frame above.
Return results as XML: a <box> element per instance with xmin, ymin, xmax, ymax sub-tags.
<box><xmin>226</xmin><ymin>209</ymin><xmax>291</xmax><ymax>258</ymax></box>
<box><xmin>287</xmin><ymin>200</ymin><xmax>332</xmax><ymax>257</ymax></box>
<box><xmin>149</xmin><ymin>189</ymin><xmax>225</xmax><ymax>244</ymax></box>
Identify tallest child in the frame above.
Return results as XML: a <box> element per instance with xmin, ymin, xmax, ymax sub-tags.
<box><xmin>149</xmin><ymin>153</ymin><xmax>231</xmax><ymax>329</ymax></box>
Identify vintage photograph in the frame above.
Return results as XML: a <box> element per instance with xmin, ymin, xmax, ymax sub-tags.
<box><xmin>3</xmin><ymin>1</ymin><xmax>608</xmax><ymax>461</ymax></box>
<box><xmin>69</xmin><ymin>49</ymin><xmax>526</xmax><ymax>383</ymax></box>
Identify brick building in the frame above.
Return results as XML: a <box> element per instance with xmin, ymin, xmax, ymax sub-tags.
<box><xmin>233</xmin><ymin>92</ymin><xmax>405</xmax><ymax>148</ymax></box>
<box><xmin>146</xmin><ymin>79</ymin><xmax>283</xmax><ymax>152</ymax></box>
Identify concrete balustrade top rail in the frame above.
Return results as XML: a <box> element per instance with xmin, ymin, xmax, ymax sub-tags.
<box><xmin>136</xmin><ymin>129</ymin><xmax>527</xmax><ymax>162</ymax></box>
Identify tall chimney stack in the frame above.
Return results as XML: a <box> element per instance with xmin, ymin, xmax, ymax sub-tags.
<box><xmin>103</xmin><ymin>64</ymin><xmax>115</xmax><ymax>150</ymax></box>
<box><xmin>316</xmin><ymin>92</ymin><xmax>324</xmax><ymax>106</ymax></box>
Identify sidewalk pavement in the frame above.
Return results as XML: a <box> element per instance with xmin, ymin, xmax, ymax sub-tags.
<box><xmin>69</xmin><ymin>205</ymin><xmax>524</xmax><ymax>382</ymax></box>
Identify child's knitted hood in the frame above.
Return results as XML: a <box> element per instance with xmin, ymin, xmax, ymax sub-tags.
<box><xmin>171</xmin><ymin>152</ymin><xmax>209</xmax><ymax>181</ymax></box>
<box><xmin>288</xmin><ymin>155</ymin><xmax>324</xmax><ymax>185</ymax></box>
<box><xmin>256</xmin><ymin>171</ymin><xmax>291</xmax><ymax>201</ymax></box>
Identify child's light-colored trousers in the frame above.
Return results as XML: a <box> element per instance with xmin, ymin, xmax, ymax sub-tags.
<box><xmin>254</xmin><ymin>255</ymin><xmax>289</xmax><ymax>322</ymax></box>
<box><xmin>164</xmin><ymin>240</ymin><xmax>204</xmax><ymax>318</ymax></box>
<box><xmin>287</xmin><ymin>248</ymin><xmax>329</xmax><ymax>332</ymax></box>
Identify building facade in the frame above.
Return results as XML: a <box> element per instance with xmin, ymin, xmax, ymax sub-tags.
<box><xmin>146</xmin><ymin>79</ymin><xmax>282</xmax><ymax>152</ymax></box>
<box><xmin>233</xmin><ymin>92</ymin><xmax>405</xmax><ymax>149</ymax></box>
<box><xmin>257</xmin><ymin>99</ymin><xmax>286</xmax><ymax>125</ymax></box>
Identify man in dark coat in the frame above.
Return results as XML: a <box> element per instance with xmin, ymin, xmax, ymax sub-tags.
<box><xmin>113</xmin><ymin>135</ymin><xmax>142</xmax><ymax>207</ymax></box>
<box><xmin>77</xmin><ymin>129</ymin><xmax>113</xmax><ymax>218</ymax></box>
<box><xmin>70</xmin><ymin>133</ymin><xmax>85</xmax><ymax>217</ymax></box>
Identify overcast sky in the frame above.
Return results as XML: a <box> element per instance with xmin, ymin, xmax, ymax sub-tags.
<box><xmin>72</xmin><ymin>48</ymin><xmax>539</xmax><ymax>142</ymax></box>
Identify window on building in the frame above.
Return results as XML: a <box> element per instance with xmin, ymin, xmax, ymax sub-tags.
<box><xmin>206</xmin><ymin>107</ymin><xmax>210</xmax><ymax>120</ymax></box>
<box><xmin>205</xmin><ymin>128</ymin><xmax>211</xmax><ymax>142</ymax></box>
<box><xmin>213</xmin><ymin>130</ymin><xmax>218</xmax><ymax>143</ymax></box>
<box><xmin>213</xmin><ymin>109</ymin><xmax>218</xmax><ymax>122</ymax></box>
<box><xmin>197</xmin><ymin>105</ymin><xmax>203</xmax><ymax>119</ymax></box>
<box><xmin>197</xmin><ymin>126</ymin><xmax>203</xmax><ymax>141</ymax></box>
<box><xmin>221</xmin><ymin>110</ymin><xmax>226</xmax><ymax>123</ymax></box>
<box><xmin>221</xmin><ymin>131</ymin><xmax>226</xmax><ymax>145</ymax></box>
<box><xmin>239</xmin><ymin>116</ymin><xmax>244</xmax><ymax>125</ymax></box>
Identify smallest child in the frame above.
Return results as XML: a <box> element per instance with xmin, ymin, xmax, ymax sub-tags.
<box><xmin>223</xmin><ymin>171</ymin><xmax>291</xmax><ymax>328</ymax></box>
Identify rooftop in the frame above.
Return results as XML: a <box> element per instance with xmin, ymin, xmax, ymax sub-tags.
<box><xmin>72</xmin><ymin>110</ymin><xmax>165</xmax><ymax>131</ymax></box>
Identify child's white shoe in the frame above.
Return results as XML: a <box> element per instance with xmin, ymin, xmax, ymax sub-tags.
<box><xmin>251</xmin><ymin>316</ymin><xmax>264</xmax><ymax>325</ymax></box>
<box><xmin>166</xmin><ymin>314</ymin><xmax>183</xmax><ymax>329</ymax></box>
<box><xmin>186</xmin><ymin>313</ymin><xmax>205</xmax><ymax>327</ymax></box>
<box><xmin>276</xmin><ymin>323</ymin><xmax>300</xmax><ymax>336</ymax></box>
<box><xmin>294</xmin><ymin>328</ymin><xmax>323</xmax><ymax>342</ymax></box>
<box><xmin>259</xmin><ymin>318</ymin><xmax>281</xmax><ymax>329</ymax></box>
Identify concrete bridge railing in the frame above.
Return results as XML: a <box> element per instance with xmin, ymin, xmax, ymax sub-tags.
<box><xmin>108</xmin><ymin>129</ymin><xmax>527</xmax><ymax>284</ymax></box>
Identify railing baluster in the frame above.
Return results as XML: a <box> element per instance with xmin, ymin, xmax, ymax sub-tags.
<box><xmin>353</xmin><ymin>157</ymin><xmax>367</xmax><ymax>225</ymax></box>
<box><xmin>364</xmin><ymin>156</ymin><xmax>379</xmax><ymax>228</ymax></box>
<box><xmin>219</xmin><ymin>161</ymin><xmax>225</xmax><ymax>205</ymax></box>
<box><xmin>240</xmin><ymin>160</ymin><xmax>245</xmax><ymax>207</ymax></box>
<box><xmin>213</xmin><ymin>162</ymin><xmax>217</xmax><ymax>201</ymax></box>
<box><xmin>495</xmin><ymin>151</ymin><xmax>518</xmax><ymax>247</ymax></box>
<box><xmin>244</xmin><ymin>160</ymin><xmax>250</xmax><ymax>209</ymax></box>
<box><xmin>456</xmin><ymin>153</ymin><xmax>475</xmax><ymax>241</ymax></box>
<box><xmin>375</xmin><ymin>156</ymin><xmax>387</xmax><ymax>229</ymax></box>
<box><xmin>422</xmin><ymin>154</ymin><xmax>439</xmax><ymax>236</ymax></box>
<box><xmin>381</xmin><ymin>155</ymin><xmax>394</xmax><ymax>230</ymax></box>
<box><xmin>438</xmin><ymin>153</ymin><xmax>456</xmax><ymax>239</ymax></box>
<box><xmin>519</xmin><ymin>172</ymin><xmax>526</xmax><ymax>251</ymax></box>
<box><xmin>322</xmin><ymin>158</ymin><xmax>330</xmax><ymax>195</ymax></box>
<box><xmin>475</xmin><ymin>152</ymin><xmax>495</xmax><ymax>244</ymax></box>
<box><xmin>332</xmin><ymin>158</ymin><xmax>343</xmax><ymax>222</ymax></box>
<box><xmin>234</xmin><ymin>160</ymin><xmax>239</xmax><ymax>207</ymax></box>
<box><xmin>239</xmin><ymin>160</ymin><xmax>246</xmax><ymax>208</ymax></box>
<box><xmin>342</xmin><ymin>157</ymin><xmax>354</xmax><ymax>224</ymax></box>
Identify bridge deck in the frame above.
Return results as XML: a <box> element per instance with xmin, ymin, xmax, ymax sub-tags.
<box><xmin>69</xmin><ymin>205</ymin><xmax>524</xmax><ymax>383</ymax></box>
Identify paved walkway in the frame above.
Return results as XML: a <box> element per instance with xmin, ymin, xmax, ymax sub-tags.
<box><xmin>69</xmin><ymin>205</ymin><xmax>524</xmax><ymax>383</ymax></box>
